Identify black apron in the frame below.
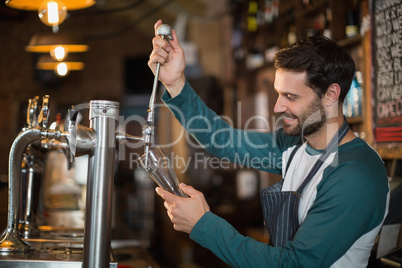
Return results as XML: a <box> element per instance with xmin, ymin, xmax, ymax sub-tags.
<box><xmin>260</xmin><ymin>119</ymin><xmax>350</xmax><ymax>247</ymax></box>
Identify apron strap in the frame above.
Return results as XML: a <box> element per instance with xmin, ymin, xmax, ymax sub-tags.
<box><xmin>285</xmin><ymin>142</ymin><xmax>303</xmax><ymax>175</ymax></box>
<box><xmin>297</xmin><ymin>118</ymin><xmax>350</xmax><ymax>194</ymax></box>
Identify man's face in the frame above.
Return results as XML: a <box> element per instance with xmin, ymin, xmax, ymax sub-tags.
<box><xmin>273</xmin><ymin>69</ymin><xmax>326</xmax><ymax>137</ymax></box>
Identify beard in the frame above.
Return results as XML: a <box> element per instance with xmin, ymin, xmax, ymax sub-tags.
<box><xmin>283</xmin><ymin>96</ymin><xmax>327</xmax><ymax>137</ymax></box>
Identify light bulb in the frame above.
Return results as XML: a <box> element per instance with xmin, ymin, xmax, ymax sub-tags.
<box><xmin>55</xmin><ymin>62</ymin><xmax>69</xmax><ymax>76</ymax></box>
<box><xmin>50</xmin><ymin>46</ymin><xmax>68</xmax><ymax>61</ymax></box>
<box><xmin>38</xmin><ymin>0</ymin><xmax>67</xmax><ymax>27</ymax></box>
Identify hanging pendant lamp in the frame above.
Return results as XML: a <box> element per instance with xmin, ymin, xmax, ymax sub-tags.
<box><xmin>36</xmin><ymin>53</ymin><xmax>84</xmax><ymax>77</ymax></box>
<box><xmin>5</xmin><ymin>0</ymin><xmax>95</xmax><ymax>11</ymax></box>
<box><xmin>26</xmin><ymin>32</ymin><xmax>89</xmax><ymax>55</ymax></box>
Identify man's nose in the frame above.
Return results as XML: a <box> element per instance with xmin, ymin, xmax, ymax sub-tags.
<box><xmin>274</xmin><ymin>96</ymin><xmax>286</xmax><ymax>114</ymax></box>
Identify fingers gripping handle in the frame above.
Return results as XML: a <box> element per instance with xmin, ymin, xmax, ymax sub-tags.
<box><xmin>148</xmin><ymin>24</ymin><xmax>173</xmax><ymax>110</ymax></box>
<box><xmin>144</xmin><ymin>24</ymin><xmax>173</xmax><ymax>162</ymax></box>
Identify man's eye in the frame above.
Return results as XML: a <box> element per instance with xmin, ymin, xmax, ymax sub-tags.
<box><xmin>286</xmin><ymin>94</ymin><xmax>296</xmax><ymax>100</ymax></box>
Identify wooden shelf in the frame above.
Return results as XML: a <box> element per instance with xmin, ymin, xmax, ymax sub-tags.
<box><xmin>374</xmin><ymin>144</ymin><xmax>402</xmax><ymax>159</ymax></box>
<box><xmin>229</xmin><ymin>0</ymin><xmax>402</xmax><ymax>160</ymax></box>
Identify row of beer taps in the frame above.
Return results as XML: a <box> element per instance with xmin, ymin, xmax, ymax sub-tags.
<box><xmin>0</xmin><ymin>24</ymin><xmax>173</xmax><ymax>261</ymax></box>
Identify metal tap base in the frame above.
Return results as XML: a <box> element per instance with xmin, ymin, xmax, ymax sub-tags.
<box><xmin>0</xmin><ymin>241</ymin><xmax>117</xmax><ymax>268</ymax></box>
<box><xmin>18</xmin><ymin>222</ymin><xmax>41</xmax><ymax>239</ymax></box>
<box><xmin>0</xmin><ymin>226</ymin><xmax>117</xmax><ymax>267</ymax></box>
<box><xmin>0</xmin><ymin>229</ymin><xmax>31</xmax><ymax>253</ymax></box>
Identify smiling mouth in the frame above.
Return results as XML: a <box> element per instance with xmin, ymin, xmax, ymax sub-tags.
<box><xmin>284</xmin><ymin>114</ymin><xmax>297</xmax><ymax>123</ymax></box>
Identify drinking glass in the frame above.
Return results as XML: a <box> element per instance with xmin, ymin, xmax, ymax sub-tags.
<box><xmin>139</xmin><ymin>147</ymin><xmax>188</xmax><ymax>197</ymax></box>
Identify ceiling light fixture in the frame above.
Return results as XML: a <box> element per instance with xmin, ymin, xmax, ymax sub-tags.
<box><xmin>26</xmin><ymin>32</ymin><xmax>89</xmax><ymax>54</ymax></box>
<box><xmin>38</xmin><ymin>0</ymin><xmax>67</xmax><ymax>27</ymax></box>
<box><xmin>36</xmin><ymin>53</ymin><xmax>84</xmax><ymax>77</ymax></box>
<box><xmin>26</xmin><ymin>31</ymin><xmax>89</xmax><ymax>75</ymax></box>
<box><xmin>5</xmin><ymin>0</ymin><xmax>95</xmax><ymax>11</ymax></box>
<box><xmin>7</xmin><ymin>0</ymin><xmax>95</xmax><ymax>31</ymax></box>
<box><xmin>50</xmin><ymin>45</ymin><xmax>68</xmax><ymax>61</ymax></box>
<box><xmin>6</xmin><ymin>0</ymin><xmax>93</xmax><ymax>75</ymax></box>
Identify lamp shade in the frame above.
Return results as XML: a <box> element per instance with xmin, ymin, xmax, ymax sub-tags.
<box><xmin>26</xmin><ymin>32</ymin><xmax>89</xmax><ymax>53</ymax></box>
<box><xmin>37</xmin><ymin>53</ymin><xmax>84</xmax><ymax>77</ymax></box>
<box><xmin>5</xmin><ymin>0</ymin><xmax>95</xmax><ymax>11</ymax></box>
<box><xmin>37</xmin><ymin>61</ymin><xmax>85</xmax><ymax>71</ymax></box>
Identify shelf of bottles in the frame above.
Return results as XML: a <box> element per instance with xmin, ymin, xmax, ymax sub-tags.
<box><xmin>230</xmin><ymin>0</ymin><xmax>362</xmax><ymax>71</ymax></box>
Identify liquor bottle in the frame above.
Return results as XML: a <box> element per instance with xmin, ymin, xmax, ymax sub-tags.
<box><xmin>345</xmin><ymin>10</ymin><xmax>359</xmax><ymax>37</ymax></box>
<box><xmin>247</xmin><ymin>0</ymin><xmax>258</xmax><ymax>32</ymax></box>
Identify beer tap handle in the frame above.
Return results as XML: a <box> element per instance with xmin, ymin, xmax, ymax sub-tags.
<box><xmin>38</xmin><ymin>95</ymin><xmax>50</xmax><ymax>130</ymax></box>
<box><xmin>148</xmin><ymin>24</ymin><xmax>173</xmax><ymax>113</ymax></box>
<box><xmin>26</xmin><ymin>99</ymin><xmax>32</xmax><ymax>127</ymax></box>
<box><xmin>143</xmin><ymin>24</ymin><xmax>173</xmax><ymax>162</ymax></box>
<box><xmin>26</xmin><ymin>96</ymin><xmax>39</xmax><ymax>128</ymax></box>
<box><xmin>64</xmin><ymin>105</ymin><xmax>81</xmax><ymax>168</ymax></box>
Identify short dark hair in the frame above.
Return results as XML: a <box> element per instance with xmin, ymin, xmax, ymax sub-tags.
<box><xmin>273</xmin><ymin>36</ymin><xmax>355</xmax><ymax>102</ymax></box>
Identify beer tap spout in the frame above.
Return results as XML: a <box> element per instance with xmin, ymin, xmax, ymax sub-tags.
<box><xmin>0</xmin><ymin>127</ymin><xmax>41</xmax><ymax>252</ymax></box>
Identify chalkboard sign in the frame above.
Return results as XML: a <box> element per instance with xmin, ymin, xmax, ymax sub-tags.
<box><xmin>372</xmin><ymin>0</ymin><xmax>402</xmax><ymax>143</ymax></box>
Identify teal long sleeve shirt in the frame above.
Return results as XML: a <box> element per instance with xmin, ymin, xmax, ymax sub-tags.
<box><xmin>161</xmin><ymin>81</ymin><xmax>389</xmax><ymax>268</ymax></box>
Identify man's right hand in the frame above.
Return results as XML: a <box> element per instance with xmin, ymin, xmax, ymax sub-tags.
<box><xmin>155</xmin><ymin>183</ymin><xmax>210</xmax><ymax>234</ymax></box>
<box><xmin>148</xmin><ymin>19</ymin><xmax>186</xmax><ymax>98</ymax></box>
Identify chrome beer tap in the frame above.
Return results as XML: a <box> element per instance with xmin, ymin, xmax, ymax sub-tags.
<box><xmin>19</xmin><ymin>96</ymin><xmax>71</xmax><ymax>239</ymax></box>
<box><xmin>143</xmin><ymin>24</ymin><xmax>173</xmax><ymax>166</ymax></box>
<box><xmin>66</xmin><ymin>24</ymin><xmax>172</xmax><ymax>262</ymax></box>
<box><xmin>0</xmin><ymin>95</ymin><xmax>70</xmax><ymax>252</ymax></box>
<box><xmin>0</xmin><ymin>23</ymin><xmax>173</xmax><ymax>261</ymax></box>
<box><xmin>18</xmin><ymin>96</ymin><xmax>46</xmax><ymax>239</ymax></box>
<box><xmin>67</xmin><ymin>100</ymin><xmax>121</xmax><ymax>268</ymax></box>
<box><xmin>18</xmin><ymin>145</ymin><xmax>45</xmax><ymax>239</ymax></box>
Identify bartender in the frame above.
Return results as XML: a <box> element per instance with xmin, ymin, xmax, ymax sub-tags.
<box><xmin>148</xmin><ymin>20</ymin><xmax>389</xmax><ymax>267</ymax></box>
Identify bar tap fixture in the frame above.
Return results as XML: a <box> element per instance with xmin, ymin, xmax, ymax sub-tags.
<box><xmin>18</xmin><ymin>97</ymin><xmax>70</xmax><ymax>239</ymax></box>
<box><xmin>68</xmin><ymin>24</ymin><xmax>172</xmax><ymax>264</ymax></box>
<box><xmin>18</xmin><ymin>96</ymin><xmax>46</xmax><ymax>239</ymax></box>
<box><xmin>0</xmin><ymin>95</ymin><xmax>70</xmax><ymax>252</ymax></box>
<box><xmin>20</xmin><ymin>99</ymin><xmax>71</xmax><ymax>240</ymax></box>
<box><xmin>18</xmin><ymin>145</ymin><xmax>45</xmax><ymax>239</ymax></box>
<box><xmin>143</xmin><ymin>24</ymin><xmax>173</xmax><ymax>166</ymax></box>
<box><xmin>75</xmin><ymin>100</ymin><xmax>120</xmax><ymax>268</ymax></box>
<box><xmin>0</xmin><ymin>24</ymin><xmax>173</xmax><ymax>265</ymax></box>
<box><xmin>66</xmin><ymin>98</ymin><xmax>147</xmax><ymax>267</ymax></box>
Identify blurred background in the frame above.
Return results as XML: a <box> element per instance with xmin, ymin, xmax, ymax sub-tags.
<box><xmin>0</xmin><ymin>0</ymin><xmax>401</xmax><ymax>267</ymax></box>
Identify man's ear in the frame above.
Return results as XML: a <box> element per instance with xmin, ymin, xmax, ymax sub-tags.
<box><xmin>324</xmin><ymin>83</ymin><xmax>341</xmax><ymax>107</ymax></box>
